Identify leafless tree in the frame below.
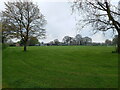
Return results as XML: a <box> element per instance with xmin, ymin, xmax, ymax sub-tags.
<box><xmin>82</xmin><ymin>37</ymin><xmax>92</xmax><ymax>45</ymax></box>
<box><xmin>62</xmin><ymin>36</ymin><xmax>70</xmax><ymax>45</ymax></box>
<box><xmin>54</xmin><ymin>39</ymin><xmax>60</xmax><ymax>45</ymax></box>
<box><xmin>75</xmin><ymin>34</ymin><xmax>82</xmax><ymax>45</ymax></box>
<box><xmin>63</xmin><ymin>36</ymin><xmax>73</xmax><ymax>45</ymax></box>
<box><xmin>105</xmin><ymin>39</ymin><xmax>112</xmax><ymax>46</ymax></box>
<box><xmin>2</xmin><ymin>0</ymin><xmax>46</xmax><ymax>51</ymax></box>
<box><xmin>72</xmin><ymin>0</ymin><xmax>120</xmax><ymax>53</ymax></box>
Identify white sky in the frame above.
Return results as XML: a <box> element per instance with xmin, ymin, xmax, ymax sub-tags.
<box><xmin>0</xmin><ymin>0</ymin><xmax>119</xmax><ymax>43</ymax></box>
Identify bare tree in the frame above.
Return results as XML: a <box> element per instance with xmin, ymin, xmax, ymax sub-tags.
<box><xmin>2</xmin><ymin>0</ymin><xmax>46</xmax><ymax>51</ymax></box>
<box><xmin>82</xmin><ymin>37</ymin><xmax>92</xmax><ymax>45</ymax></box>
<box><xmin>75</xmin><ymin>34</ymin><xmax>82</xmax><ymax>45</ymax></box>
<box><xmin>62</xmin><ymin>36</ymin><xmax>73</xmax><ymax>45</ymax></box>
<box><xmin>105</xmin><ymin>39</ymin><xmax>112</xmax><ymax>46</ymax></box>
<box><xmin>72</xmin><ymin>0</ymin><xmax>120</xmax><ymax>53</ymax></box>
<box><xmin>54</xmin><ymin>39</ymin><xmax>60</xmax><ymax>45</ymax></box>
<box><xmin>63</xmin><ymin>36</ymin><xmax>70</xmax><ymax>45</ymax></box>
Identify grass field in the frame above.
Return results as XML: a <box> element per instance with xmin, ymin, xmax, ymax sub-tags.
<box><xmin>2</xmin><ymin>46</ymin><xmax>118</xmax><ymax>88</ymax></box>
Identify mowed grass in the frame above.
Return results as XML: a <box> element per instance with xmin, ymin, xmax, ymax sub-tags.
<box><xmin>3</xmin><ymin>46</ymin><xmax>118</xmax><ymax>88</ymax></box>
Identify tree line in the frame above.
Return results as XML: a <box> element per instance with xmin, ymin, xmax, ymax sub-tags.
<box><xmin>46</xmin><ymin>34</ymin><xmax>118</xmax><ymax>46</ymax></box>
<box><xmin>5</xmin><ymin>34</ymin><xmax>117</xmax><ymax>47</ymax></box>
<box><xmin>51</xmin><ymin>34</ymin><xmax>92</xmax><ymax>46</ymax></box>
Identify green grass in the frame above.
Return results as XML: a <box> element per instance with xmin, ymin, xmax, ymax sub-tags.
<box><xmin>3</xmin><ymin>46</ymin><xmax>118</xmax><ymax>88</ymax></box>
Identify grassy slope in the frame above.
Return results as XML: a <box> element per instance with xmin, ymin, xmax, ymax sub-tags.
<box><xmin>3</xmin><ymin>46</ymin><xmax>118</xmax><ymax>88</ymax></box>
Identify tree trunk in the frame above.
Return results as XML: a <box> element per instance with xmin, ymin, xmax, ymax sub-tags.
<box><xmin>117</xmin><ymin>33</ymin><xmax>120</xmax><ymax>54</ymax></box>
<box><xmin>24</xmin><ymin>43</ymin><xmax>27</xmax><ymax>51</ymax></box>
<box><xmin>2</xmin><ymin>37</ymin><xmax>5</xmax><ymax>44</ymax></box>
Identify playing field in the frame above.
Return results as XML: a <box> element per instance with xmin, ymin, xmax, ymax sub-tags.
<box><xmin>2</xmin><ymin>46</ymin><xmax>118</xmax><ymax>88</ymax></box>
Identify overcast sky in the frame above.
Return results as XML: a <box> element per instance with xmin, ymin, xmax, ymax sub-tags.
<box><xmin>0</xmin><ymin>0</ymin><xmax>119</xmax><ymax>43</ymax></box>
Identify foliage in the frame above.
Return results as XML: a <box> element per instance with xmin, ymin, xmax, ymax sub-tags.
<box><xmin>28</xmin><ymin>37</ymin><xmax>39</xmax><ymax>46</ymax></box>
<box><xmin>18</xmin><ymin>36</ymin><xmax>39</xmax><ymax>46</ymax></box>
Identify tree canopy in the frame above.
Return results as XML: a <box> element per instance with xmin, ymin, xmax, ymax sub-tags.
<box><xmin>2</xmin><ymin>0</ymin><xmax>46</xmax><ymax>51</ymax></box>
